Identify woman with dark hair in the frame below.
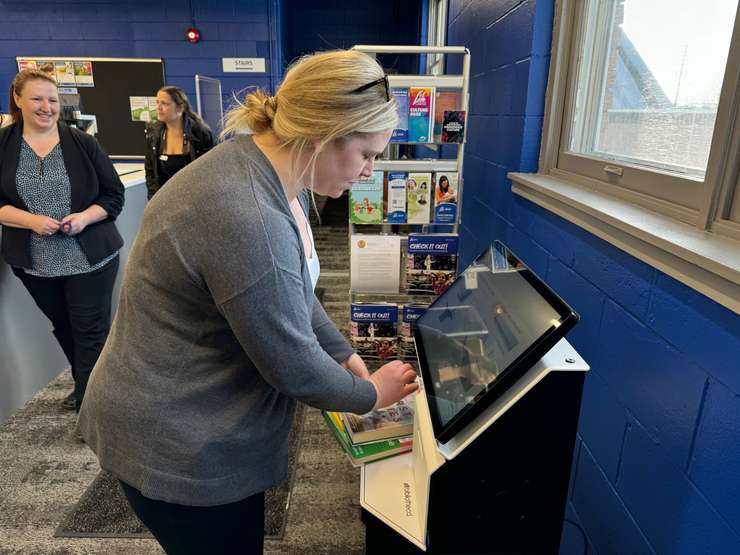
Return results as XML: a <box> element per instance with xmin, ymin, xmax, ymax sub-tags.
<box><xmin>0</xmin><ymin>69</ymin><xmax>124</xmax><ymax>411</ymax></box>
<box><xmin>144</xmin><ymin>86</ymin><xmax>214</xmax><ymax>199</ymax></box>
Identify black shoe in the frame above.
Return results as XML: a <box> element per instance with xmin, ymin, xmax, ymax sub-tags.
<box><xmin>62</xmin><ymin>392</ymin><xmax>78</xmax><ymax>410</ymax></box>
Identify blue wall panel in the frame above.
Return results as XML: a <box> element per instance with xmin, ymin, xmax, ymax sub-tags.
<box><xmin>449</xmin><ymin>1</ymin><xmax>740</xmax><ymax>552</ymax></box>
<box><xmin>0</xmin><ymin>0</ymin><xmax>281</xmax><ymax>116</ymax></box>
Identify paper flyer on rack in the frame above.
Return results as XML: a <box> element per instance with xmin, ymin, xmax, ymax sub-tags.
<box><xmin>434</xmin><ymin>172</ymin><xmax>458</xmax><ymax>224</ymax></box>
<box><xmin>387</xmin><ymin>172</ymin><xmax>407</xmax><ymax>224</ymax></box>
<box><xmin>350</xmin><ymin>234</ymin><xmax>401</xmax><ymax>293</ymax></box>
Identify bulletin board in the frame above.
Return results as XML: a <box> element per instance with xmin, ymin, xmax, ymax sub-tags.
<box><xmin>16</xmin><ymin>56</ymin><xmax>165</xmax><ymax>158</ymax></box>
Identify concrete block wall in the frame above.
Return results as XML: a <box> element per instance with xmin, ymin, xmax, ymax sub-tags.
<box><xmin>0</xmin><ymin>0</ymin><xmax>281</xmax><ymax>118</ymax></box>
<box><xmin>448</xmin><ymin>1</ymin><xmax>740</xmax><ymax>553</ymax></box>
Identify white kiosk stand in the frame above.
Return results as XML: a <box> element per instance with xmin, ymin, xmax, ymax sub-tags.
<box><xmin>361</xmin><ymin>338</ymin><xmax>589</xmax><ymax>554</ymax></box>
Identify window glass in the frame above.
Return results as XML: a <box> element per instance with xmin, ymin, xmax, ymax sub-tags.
<box><xmin>569</xmin><ymin>0</ymin><xmax>737</xmax><ymax>179</ymax></box>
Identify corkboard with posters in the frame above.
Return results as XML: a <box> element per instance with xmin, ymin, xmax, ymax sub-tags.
<box><xmin>16</xmin><ymin>57</ymin><xmax>165</xmax><ymax>158</ymax></box>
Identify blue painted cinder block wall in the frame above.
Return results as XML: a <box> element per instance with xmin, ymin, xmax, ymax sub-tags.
<box><xmin>448</xmin><ymin>1</ymin><xmax>740</xmax><ymax>553</ymax></box>
<box><xmin>0</xmin><ymin>0</ymin><xmax>281</xmax><ymax>115</ymax></box>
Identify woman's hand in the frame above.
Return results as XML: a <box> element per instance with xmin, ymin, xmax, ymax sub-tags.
<box><xmin>341</xmin><ymin>353</ymin><xmax>371</xmax><ymax>380</ymax></box>
<box><xmin>60</xmin><ymin>212</ymin><xmax>90</xmax><ymax>236</ymax></box>
<box><xmin>31</xmin><ymin>215</ymin><xmax>61</xmax><ymax>236</ymax></box>
<box><xmin>368</xmin><ymin>360</ymin><xmax>418</xmax><ymax>410</ymax></box>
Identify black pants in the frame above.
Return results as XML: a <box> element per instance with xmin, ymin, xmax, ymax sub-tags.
<box><xmin>119</xmin><ymin>481</ymin><xmax>265</xmax><ymax>555</ymax></box>
<box><xmin>13</xmin><ymin>256</ymin><xmax>119</xmax><ymax>405</ymax></box>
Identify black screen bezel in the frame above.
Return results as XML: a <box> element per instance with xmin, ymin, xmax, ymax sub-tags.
<box><xmin>413</xmin><ymin>242</ymin><xmax>580</xmax><ymax>444</ymax></box>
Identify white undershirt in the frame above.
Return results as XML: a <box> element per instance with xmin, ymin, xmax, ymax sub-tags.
<box><xmin>290</xmin><ymin>199</ymin><xmax>321</xmax><ymax>291</ymax></box>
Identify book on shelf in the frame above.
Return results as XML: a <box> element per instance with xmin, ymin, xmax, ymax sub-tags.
<box><xmin>433</xmin><ymin>171</ymin><xmax>459</xmax><ymax>224</ymax></box>
<box><xmin>434</xmin><ymin>90</ymin><xmax>460</xmax><ymax>139</ymax></box>
<box><xmin>322</xmin><ymin>411</ymin><xmax>413</xmax><ymax>467</ymax></box>
<box><xmin>341</xmin><ymin>394</ymin><xmax>415</xmax><ymax>444</ymax></box>
<box><xmin>350</xmin><ymin>302</ymin><xmax>398</xmax><ymax>360</ymax></box>
<box><xmin>406</xmin><ymin>172</ymin><xmax>432</xmax><ymax>224</ymax></box>
<box><xmin>391</xmin><ymin>87</ymin><xmax>409</xmax><ymax>143</ymax></box>
<box><xmin>386</xmin><ymin>172</ymin><xmax>407</xmax><ymax>223</ymax></box>
<box><xmin>350</xmin><ymin>234</ymin><xmax>401</xmax><ymax>293</ymax></box>
<box><xmin>408</xmin><ymin>86</ymin><xmax>435</xmax><ymax>143</ymax></box>
<box><xmin>441</xmin><ymin>110</ymin><xmax>466</xmax><ymax>143</ymax></box>
<box><xmin>405</xmin><ymin>233</ymin><xmax>459</xmax><ymax>295</ymax></box>
<box><xmin>349</xmin><ymin>170</ymin><xmax>384</xmax><ymax>224</ymax></box>
<box><xmin>399</xmin><ymin>304</ymin><xmax>428</xmax><ymax>360</ymax></box>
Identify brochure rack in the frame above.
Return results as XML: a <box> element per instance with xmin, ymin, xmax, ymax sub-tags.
<box><xmin>347</xmin><ymin>45</ymin><xmax>471</xmax><ymax>360</ymax></box>
<box><xmin>361</xmin><ymin>338</ymin><xmax>589</xmax><ymax>554</ymax></box>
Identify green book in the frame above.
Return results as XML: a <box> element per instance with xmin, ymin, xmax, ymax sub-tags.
<box><xmin>322</xmin><ymin>411</ymin><xmax>413</xmax><ymax>467</ymax></box>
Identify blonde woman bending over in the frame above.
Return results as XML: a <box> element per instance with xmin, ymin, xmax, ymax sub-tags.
<box><xmin>78</xmin><ymin>50</ymin><xmax>418</xmax><ymax>555</ymax></box>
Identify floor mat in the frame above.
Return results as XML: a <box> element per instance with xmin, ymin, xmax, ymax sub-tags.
<box><xmin>54</xmin><ymin>403</ymin><xmax>306</xmax><ymax>540</ymax></box>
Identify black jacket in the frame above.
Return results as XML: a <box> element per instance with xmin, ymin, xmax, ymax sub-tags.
<box><xmin>144</xmin><ymin>116</ymin><xmax>214</xmax><ymax>199</ymax></box>
<box><xmin>0</xmin><ymin>121</ymin><xmax>125</xmax><ymax>269</ymax></box>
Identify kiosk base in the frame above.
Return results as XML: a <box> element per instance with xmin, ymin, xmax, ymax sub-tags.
<box><xmin>363</xmin><ymin>369</ymin><xmax>585</xmax><ymax>555</ymax></box>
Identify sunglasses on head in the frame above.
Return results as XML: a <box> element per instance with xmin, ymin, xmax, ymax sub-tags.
<box><xmin>350</xmin><ymin>75</ymin><xmax>390</xmax><ymax>102</ymax></box>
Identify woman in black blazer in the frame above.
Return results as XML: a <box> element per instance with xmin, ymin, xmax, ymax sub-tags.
<box><xmin>0</xmin><ymin>69</ymin><xmax>125</xmax><ymax>411</ymax></box>
<box><xmin>144</xmin><ymin>86</ymin><xmax>214</xmax><ymax>199</ymax></box>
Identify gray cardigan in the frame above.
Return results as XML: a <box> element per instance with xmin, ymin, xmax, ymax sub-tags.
<box><xmin>77</xmin><ymin>135</ymin><xmax>376</xmax><ymax>506</ymax></box>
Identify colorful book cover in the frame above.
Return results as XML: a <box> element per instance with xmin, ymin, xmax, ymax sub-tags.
<box><xmin>407</xmin><ymin>87</ymin><xmax>434</xmax><ymax>143</ymax></box>
<box><xmin>386</xmin><ymin>172</ymin><xmax>407</xmax><ymax>223</ymax></box>
<box><xmin>350</xmin><ymin>303</ymin><xmax>398</xmax><ymax>360</ymax></box>
<box><xmin>322</xmin><ymin>412</ymin><xmax>413</xmax><ymax>467</ymax></box>
<box><xmin>441</xmin><ymin>110</ymin><xmax>466</xmax><ymax>143</ymax></box>
<box><xmin>341</xmin><ymin>395</ymin><xmax>415</xmax><ymax>444</ymax></box>
<box><xmin>349</xmin><ymin>170</ymin><xmax>384</xmax><ymax>224</ymax></box>
<box><xmin>434</xmin><ymin>91</ymin><xmax>460</xmax><ymax>138</ymax></box>
<box><xmin>399</xmin><ymin>304</ymin><xmax>428</xmax><ymax>360</ymax></box>
<box><xmin>406</xmin><ymin>172</ymin><xmax>432</xmax><ymax>224</ymax></box>
<box><xmin>391</xmin><ymin>88</ymin><xmax>409</xmax><ymax>143</ymax></box>
<box><xmin>434</xmin><ymin>172</ymin><xmax>459</xmax><ymax>224</ymax></box>
<box><xmin>405</xmin><ymin>234</ymin><xmax>459</xmax><ymax>295</ymax></box>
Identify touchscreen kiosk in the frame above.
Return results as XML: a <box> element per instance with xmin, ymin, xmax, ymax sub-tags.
<box><xmin>361</xmin><ymin>241</ymin><xmax>588</xmax><ymax>554</ymax></box>
<box><xmin>414</xmin><ymin>241</ymin><xmax>579</xmax><ymax>444</ymax></box>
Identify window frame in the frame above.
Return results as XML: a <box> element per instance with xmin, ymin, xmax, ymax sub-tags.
<box><xmin>509</xmin><ymin>0</ymin><xmax>740</xmax><ymax>313</ymax></box>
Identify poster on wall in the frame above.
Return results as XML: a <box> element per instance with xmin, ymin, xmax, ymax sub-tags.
<box><xmin>17</xmin><ymin>58</ymin><xmax>95</xmax><ymax>87</ymax></box>
<box><xmin>129</xmin><ymin>96</ymin><xmax>158</xmax><ymax>122</ymax></box>
<box><xmin>72</xmin><ymin>61</ymin><xmax>94</xmax><ymax>87</ymax></box>
<box><xmin>18</xmin><ymin>59</ymin><xmax>37</xmax><ymax>71</ymax></box>
<box><xmin>36</xmin><ymin>61</ymin><xmax>56</xmax><ymax>81</ymax></box>
<box><xmin>54</xmin><ymin>61</ymin><xmax>76</xmax><ymax>86</ymax></box>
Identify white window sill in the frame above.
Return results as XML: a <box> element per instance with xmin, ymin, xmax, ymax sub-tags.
<box><xmin>508</xmin><ymin>171</ymin><xmax>740</xmax><ymax>314</ymax></box>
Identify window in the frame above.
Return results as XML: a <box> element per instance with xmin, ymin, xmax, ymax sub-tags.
<box><xmin>509</xmin><ymin>0</ymin><xmax>740</xmax><ymax>312</ymax></box>
<box><xmin>559</xmin><ymin>0</ymin><xmax>739</xmax><ymax>215</ymax></box>
<box><xmin>426</xmin><ymin>0</ymin><xmax>448</xmax><ymax>74</ymax></box>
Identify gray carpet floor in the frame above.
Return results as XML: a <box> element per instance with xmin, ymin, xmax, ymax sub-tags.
<box><xmin>0</xmin><ymin>194</ymin><xmax>365</xmax><ymax>554</ymax></box>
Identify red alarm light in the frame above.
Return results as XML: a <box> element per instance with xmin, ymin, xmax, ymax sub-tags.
<box><xmin>186</xmin><ymin>27</ymin><xmax>201</xmax><ymax>43</ymax></box>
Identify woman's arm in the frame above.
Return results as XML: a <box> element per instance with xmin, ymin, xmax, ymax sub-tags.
<box><xmin>0</xmin><ymin>205</ymin><xmax>60</xmax><ymax>235</ymax></box>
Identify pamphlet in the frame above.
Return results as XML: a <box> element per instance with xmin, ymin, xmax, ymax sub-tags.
<box><xmin>408</xmin><ymin>87</ymin><xmax>435</xmax><ymax>143</ymax></box>
<box><xmin>405</xmin><ymin>234</ymin><xmax>459</xmax><ymax>295</ymax></box>
<box><xmin>386</xmin><ymin>172</ymin><xmax>407</xmax><ymax>223</ymax></box>
<box><xmin>433</xmin><ymin>172</ymin><xmax>458</xmax><ymax>224</ymax></box>
<box><xmin>406</xmin><ymin>172</ymin><xmax>432</xmax><ymax>224</ymax></box>
<box><xmin>350</xmin><ymin>303</ymin><xmax>398</xmax><ymax>360</ymax></box>
<box><xmin>391</xmin><ymin>87</ymin><xmax>409</xmax><ymax>143</ymax></box>
<box><xmin>349</xmin><ymin>171</ymin><xmax>384</xmax><ymax>224</ymax></box>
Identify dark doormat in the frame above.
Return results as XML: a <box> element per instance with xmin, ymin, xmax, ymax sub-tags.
<box><xmin>55</xmin><ymin>403</ymin><xmax>306</xmax><ymax>540</ymax></box>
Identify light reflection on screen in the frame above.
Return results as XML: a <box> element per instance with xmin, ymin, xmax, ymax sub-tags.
<box><xmin>417</xmin><ymin>244</ymin><xmax>562</xmax><ymax>428</ymax></box>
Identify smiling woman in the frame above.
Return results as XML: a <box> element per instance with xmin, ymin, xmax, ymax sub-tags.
<box><xmin>0</xmin><ymin>68</ymin><xmax>125</xmax><ymax>412</ymax></box>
